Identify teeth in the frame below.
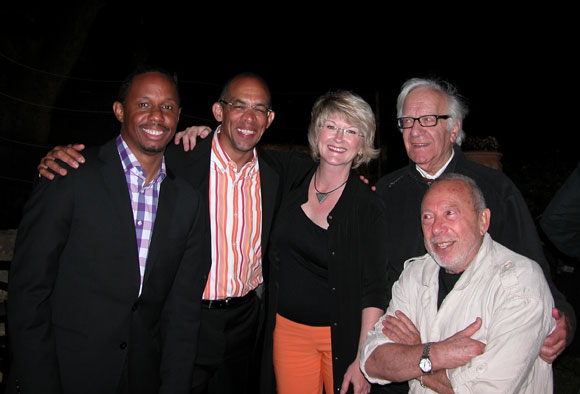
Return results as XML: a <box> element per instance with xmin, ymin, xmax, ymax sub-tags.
<box><xmin>437</xmin><ymin>242</ymin><xmax>452</xmax><ymax>249</ymax></box>
<box><xmin>328</xmin><ymin>146</ymin><xmax>346</xmax><ymax>152</ymax></box>
<box><xmin>238</xmin><ymin>128</ymin><xmax>255</xmax><ymax>135</ymax></box>
<box><xmin>143</xmin><ymin>128</ymin><xmax>164</xmax><ymax>136</ymax></box>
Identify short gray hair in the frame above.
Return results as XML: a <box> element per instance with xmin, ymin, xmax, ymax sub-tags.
<box><xmin>397</xmin><ymin>78</ymin><xmax>468</xmax><ymax>145</ymax></box>
<box><xmin>432</xmin><ymin>173</ymin><xmax>487</xmax><ymax>213</ymax></box>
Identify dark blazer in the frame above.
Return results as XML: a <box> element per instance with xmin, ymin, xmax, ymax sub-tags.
<box><xmin>165</xmin><ymin>133</ymin><xmax>281</xmax><ymax>285</ymax></box>
<box><xmin>7</xmin><ymin>138</ymin><xmax>209</xmax><ymax>394</ymax></box>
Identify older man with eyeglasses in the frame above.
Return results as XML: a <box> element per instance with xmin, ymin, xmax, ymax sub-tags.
<box><xmin>372</xmin><ymin>77</ymin><xmax>575</xmax><ymax>393</ymax></box>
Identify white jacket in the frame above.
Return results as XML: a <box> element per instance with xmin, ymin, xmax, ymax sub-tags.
<box><xmin>361</xmin><ymin>234</ymin><xmax>555</xmax><ymax>393</ymax></box>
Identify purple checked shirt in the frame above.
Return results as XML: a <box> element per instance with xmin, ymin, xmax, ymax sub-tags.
<box><xmin>116</xmin><ymin>136</ymin><xmax>166</xmax><ymax>296</ymax></box>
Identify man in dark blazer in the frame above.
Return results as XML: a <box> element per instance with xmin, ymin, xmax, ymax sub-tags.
<box><xmin>36</xmin><ymin>73</ymin><xmax>283</xmax><ymax>394</ymax></box>
<box><xmin>7</xmin><ymin>68</ymin><xmax>208</xmax><ymax>394</ymax></box>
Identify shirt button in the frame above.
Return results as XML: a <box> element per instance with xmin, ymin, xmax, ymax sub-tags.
<box><xmin>331</xmin><ymin>251</ymin><xmax>335</xmax><ymax>256</ymax></box>
<box><xmin>333</xmin><ymin>322</ymin><xmax>338</xmax><ymax>327</ymax></box>
<box><xmin>120</xmin><ymin>342</ymin><xmax>128</xmax><ymax>350</ymax></box>
<box><xmin>328</xmin><ymin>215</ymin><xmax>333</xmax><ymax>220</ymax></box>
<box><xmin>137</xmin><ymin>220</ymin><xmax>142</xmax><ymax>226</ymax></box>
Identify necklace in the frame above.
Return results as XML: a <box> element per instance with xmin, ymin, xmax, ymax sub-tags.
<box><xmin>314</xmin><ymin>171</ymin><xmax>348</xmax><ymax>203</ymax></box>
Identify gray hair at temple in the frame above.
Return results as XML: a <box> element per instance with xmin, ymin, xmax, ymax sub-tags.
<box><xmin>431</xmin><ymin>173</ymin><xmax>487</xmax><ymax>213</ymax></box>
<box><xmin>396</xmin><ymin>78</ymin><xmax>468</xmax><ymax>146</ymax></box>
<box><xmin>307</xmin><ymin>90</ymin><xmax>379</xmax><ymax>169</ymax></box>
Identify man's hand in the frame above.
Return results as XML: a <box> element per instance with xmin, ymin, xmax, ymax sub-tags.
<box><xmin>540</xmin><ymin>308</ymin><xmax>570</xmax><ymax>363</ymax></box>
<box><xmin>431</xmin><ymin>317</ymin><xmax>486</xmax><ymax>370</ymax></box>
<box><xmin>421</xmin><ymin>370</ymin><xmax>454</xmax><ymax>394</ymax></box>
<box><xmin>173</xmin><ymin>126</ymin><xmax>211</xmax><ymax>151</ymax></box>
<box><xmin>341</xmin><ymin>360</ymin><xmax>370</xmax><ymax>394</ymax></box>
<box><xmin>37</xmin><ymin>144</ymin><xmax>86</xmax><ymax>180</ymax></box>
<box><xmin>382</xmin><ymin>310</ymin><xmax>421</xmax><ymax>346</ymax></box>
<box><xmin>358</xmin><ymin>175</ymin><xmax>376</xmax><ymax>191</ymax></box>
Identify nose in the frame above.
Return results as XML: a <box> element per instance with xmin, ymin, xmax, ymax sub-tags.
<box><xmin>149</xmin><ymin>106</ymin><xmax>164</xmax><ymax>122</ymax></box>
<box><xmin>333</xmin><ymin>128</ymin><xmax>344</xmax><ymax>142</ymax></box>
<box><xmin>240</xmin><ymin>107</ymin><xmax>257</xmax><ymax>122</ymax></box>
<box><xmin>431</xmin><ymin>215</ymin><xmax>445</xmax><ymax>236</ymax></box>
<box><xmin>409</xmin><ymin>121</ymin><xmax>425</xmax><ymax>137</ymax></box>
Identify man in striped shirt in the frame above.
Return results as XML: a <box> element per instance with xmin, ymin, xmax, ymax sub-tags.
<box><xmin>182</xmin><ymin>73</ymin><xmax>278</xmax><ymax>394</ymax></box>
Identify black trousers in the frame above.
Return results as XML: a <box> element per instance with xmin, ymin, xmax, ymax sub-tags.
<box><xmin>191</xmin><ymin>293</ymin><xmax>261</xmax><ymax>394</ymax></box>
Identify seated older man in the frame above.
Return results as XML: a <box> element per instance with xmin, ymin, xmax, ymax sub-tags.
<box><xmin>360</xmin><ymin>174</ymin><xmax>555</xmax><ymax>393</ymax></box>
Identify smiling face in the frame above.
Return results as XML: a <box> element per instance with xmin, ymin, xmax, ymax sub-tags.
<box><xmin>421</xmin><ymin>179</ymin><xmax>490</xmax><ymax>273</ymax></box>
<box><xmin>402</xmin><ymin>88</ymin><xmax>460</xmax><ymax>175</ymax></box>
<box><xmin>212</xmin><ymin>75</ymin><xmax>275</xmax><ymax>167</ymax></box>
<box><xmin>114</xmin><ymin>72</ymin><xmax>180</xmax><ymax>158</ymax></box>
<box><xmin>317</xmin><ymin>114</ymin><xmax>363</xmax><ymax>169</ymax></box>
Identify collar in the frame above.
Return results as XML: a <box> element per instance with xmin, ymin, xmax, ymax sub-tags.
<box><xmin>422</xmin><ymin>233</ymin><xmax>492</xmax><ymax>289</ymax></box>
<box><xmin>415</xmin><ymin>149</ymin><xmax>455</xmax><ymax>180</ymax></box>
<box><xmin>116</xmin><ymin>135</ymin><xmax>167</xmax><ymax>183</ymax></box>
<box><xmin>211</xmin><ymin>126</ymin><xmax>259</xmax><ymax>174</ymax></box>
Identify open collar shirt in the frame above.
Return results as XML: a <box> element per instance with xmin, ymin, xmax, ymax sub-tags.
<box><xmin>360</xmin><ymin>234</ymin><xmax>555</xmax><ymax>393</ymax></box>
<box><xmin>204</xmin><ymin>129</ymin><xmax>262</xmax><ymax>300</ymax></box>
<box><xmin>116</xmin><ymin>135</ymin><xmax>166</xmax><ymax>296</ymax></box>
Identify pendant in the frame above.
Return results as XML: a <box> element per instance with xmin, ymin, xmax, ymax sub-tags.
<box><xmin>316</xmin><ymin>192</ymin><xmax>329</xmax><ymax>204</ymax></box>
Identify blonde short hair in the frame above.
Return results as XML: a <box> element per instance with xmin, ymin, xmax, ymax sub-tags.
<box><xmin>307</xmin><ymin>90</ymin><xmax>379</xmax><ymax>169</ymax></box>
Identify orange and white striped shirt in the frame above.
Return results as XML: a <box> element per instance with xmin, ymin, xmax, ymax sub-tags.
<box><xmin>203</xmin><ymin>131</ymin><xmax>263</xmax><ymax>300</ymax></box>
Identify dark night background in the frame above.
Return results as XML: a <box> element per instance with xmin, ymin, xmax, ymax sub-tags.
<box><xmin>1</xmin><ymin>2</ymin><xmax>579</xmax><ymax>391</ymax></box>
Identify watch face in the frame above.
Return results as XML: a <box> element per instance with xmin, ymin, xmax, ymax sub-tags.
<box><xmin>419</xmin><ymin>358</ymin><xmax>432</xmax><ymax>373</ymax></box>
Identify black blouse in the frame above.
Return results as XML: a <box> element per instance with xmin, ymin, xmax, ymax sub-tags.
<box><xmin>275</xmin><ymin>204</ymin><xmax>330</xmax><ymax>326</ymax></box>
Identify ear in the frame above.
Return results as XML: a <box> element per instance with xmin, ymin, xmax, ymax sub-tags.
<box><xmin>479</xmin><ymin>208</ymin><xmax>491</xmax><ymax>235</ymax></box>
<box><xmin>449</xmin><ymin>120</ymin><xmax>461</xmax><ymax>144</ymax></box>
<box><xmin>113</xmin><ymin>101</ymin><xmax>124</xmax><ymax>123</ymax></box>
<box><xmin>265</xmin><ymin>110</ymin><xmax>275</xmax><ymax>129</ymax></box>
<box><xmin>212</xmin><ymin>102</ymin><xmax>223</xmax><ymax>122</ymax></box>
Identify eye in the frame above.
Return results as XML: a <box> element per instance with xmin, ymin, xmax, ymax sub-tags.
<box><xmin>138</xmin><ymin>102</ymin><xmax>150</xmax><ymax>108</ymax></box>
<box><xmin>233</xmin><ymin>104</ymin><xmax>247</xmax><ymax>111</ymax></box>
<box><xmin>162</xmin><ymin>104</ymin><xmax>174</xmax><ymax>110</ymax></box>
<box><xmin>326</xmin><ymin>125</ymin><xmax>337</xmax><ymax>131</ymax></box>
<box><xmin>253</xmin><ymin>106</ymin><xmax>268</xmax><ymax>115</ymax></box>
<box><xmin>421</xmin><ymin>213</ymin><xmax>433</xmax><ymax>222</ymax></box>
<box><xmin>345</xmin><ymin>129</ymin><xmax>357</xmax><ymax>136</ymax></box>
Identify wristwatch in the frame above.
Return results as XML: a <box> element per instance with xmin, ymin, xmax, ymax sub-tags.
<box><xmin>418</xmin><ymin>342</ymin><xmax>433</xmax><ymax>374</ymax></box>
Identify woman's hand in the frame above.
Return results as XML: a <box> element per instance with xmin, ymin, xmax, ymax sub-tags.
<box><xmin>341</xmin><ymin>360</ymin><xmax>371</xmax><ymax>394</ymax></box>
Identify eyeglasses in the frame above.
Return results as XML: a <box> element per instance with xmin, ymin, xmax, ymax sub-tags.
<box><xmin>321</xmin><ymin>123</ymin><xmax>364</xmax><ymax>138</ymax></box>
<box><xmin>397</xmin><ymin>115</ymin><xmax>451</xmax><ymax>129</ymax></box>
<box><xmin>219</xmin><ymin>99</ymin><xmax>272</xmax><ymax>117</ymax></box>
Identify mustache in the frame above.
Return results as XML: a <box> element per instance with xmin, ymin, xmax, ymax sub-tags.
<box><xmin>429</xmin><ymin>236</ymin><xmax>457</xmax><ymax>246</ymax></box>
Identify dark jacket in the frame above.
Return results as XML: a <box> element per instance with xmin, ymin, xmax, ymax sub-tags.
<box><xmin>541</xmin><ymin>161</ymin><xmax>580</xmax><ymax>260</ymax></box>
<box><xmin>7</xmin><ymin>138</ymin><xmax>208</xmax><ymax>394</ymax></box>
<box><xmin>264</xmin><ymin>164</ymin><xmax>389</xmax><ymax>394</ymax></box>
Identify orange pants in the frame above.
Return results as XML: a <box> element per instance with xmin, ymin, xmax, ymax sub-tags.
<box><xmin>273</xmin><ymin>313</ymin><xmax>334</xmax><ymax>394</ymax></box>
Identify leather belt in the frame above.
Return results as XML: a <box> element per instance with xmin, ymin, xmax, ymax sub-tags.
<box><xmin>202</xmin><ymin>290</ymin><xmax>256</xmax><ymax>309</ymax></box>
